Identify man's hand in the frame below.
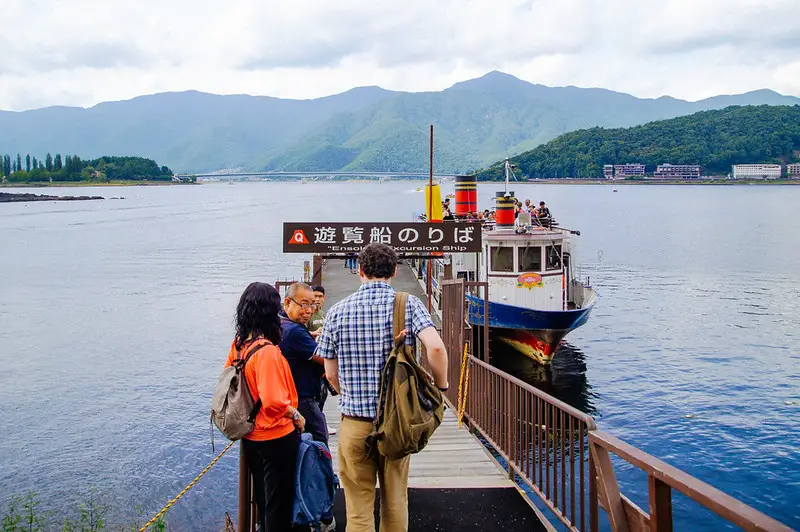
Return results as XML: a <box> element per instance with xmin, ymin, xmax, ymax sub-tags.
<box><xmin>294</xmin><ymin>414</ymin><xmax>306</xmax><ymax>433</ymax></box>
<box><xmin>418</xmin><ymin>327</ymin><xmax>448</xmax><ymax>390</ymax></box>
<box><xmin>310</xmin><ymin>328</ymin><xmax>323</xmax><ymax>338</ymax></box>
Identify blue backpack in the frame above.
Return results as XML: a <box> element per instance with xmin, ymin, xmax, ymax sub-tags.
<box><xmin>292</xmin><ymin>433</ymin><xmax>338</xmax><ymax>530</ymax></box>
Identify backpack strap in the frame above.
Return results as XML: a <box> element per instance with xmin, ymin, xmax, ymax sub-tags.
<box><xmin>392</xmin><ymin>292</ymin><xmax>409</xmax><ymax>344</ymax></box>
<box><xmin>236</xmin><ymin>338</ymin><xmax>270</xmax><ymax>365</ymax></box>
<box><xmin>237</xmin><ymin>339</ymin><xmax>269</xmax><ymax>422</ymax></box>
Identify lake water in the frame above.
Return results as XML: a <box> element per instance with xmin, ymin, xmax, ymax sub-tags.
<box><xmin>1</xmin><ymin>182</ymin><xmax>798</xmax><ymax>530</ymax></box>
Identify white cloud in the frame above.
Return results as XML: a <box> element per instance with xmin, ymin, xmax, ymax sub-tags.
<box><xmin>0</xmin><ymin>0</ymin><xmax>798</xmax><ymax>110</ymax></box>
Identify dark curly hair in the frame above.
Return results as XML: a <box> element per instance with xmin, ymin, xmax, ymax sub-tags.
<box><xmin>234</xmin><ymin>282</ymin><xmax>282</xmax><ymax>350</ymax></box>
<box><xmin>358</xmin><ymin>243</ymin><xmax>397</xmax><ymax>280</ymax></box>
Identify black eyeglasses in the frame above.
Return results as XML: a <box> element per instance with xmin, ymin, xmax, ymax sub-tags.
<box><xmin>289</xmin><ymin>298</ymin><xmax>315</xmax><ymax>309</ymax></box>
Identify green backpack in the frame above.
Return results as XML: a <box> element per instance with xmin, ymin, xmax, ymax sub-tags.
<box><xmin>366</xmin><ymin>292</ymin><xmax>445</xmax><ymax>460</ymax></box>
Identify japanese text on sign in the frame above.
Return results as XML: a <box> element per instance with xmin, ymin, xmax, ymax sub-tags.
<box><xmin>283</xmin><ymin>222</ymin><xmax>482</xmax><ymax>253</ymax></box>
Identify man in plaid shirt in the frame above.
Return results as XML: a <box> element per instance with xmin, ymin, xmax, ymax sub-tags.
<box><xmin>317</xmin><ymin>243</ymin><xmax>449</xmax><ymax>532</ymax></box>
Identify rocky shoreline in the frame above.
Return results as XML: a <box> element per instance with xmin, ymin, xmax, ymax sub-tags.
<box><xmin>0</xmin><ymin>192</ymin><xmax>104</xmax><ymax>203</ymax></box>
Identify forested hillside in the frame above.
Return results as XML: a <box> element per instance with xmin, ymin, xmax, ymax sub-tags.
<box><xmin>478</xmin><ymin>105</ymin><xmax>800</xmax><ymax>179</ymax></box>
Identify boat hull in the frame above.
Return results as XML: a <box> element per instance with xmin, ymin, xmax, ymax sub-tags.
<box><xmin>466</xmin><ymin>294</ymin><xmax>595</xmax><ymax>365</ymax></box>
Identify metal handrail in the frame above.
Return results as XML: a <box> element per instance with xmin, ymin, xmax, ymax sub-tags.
<box><xmin>469</xmin><ymin>356</ymin><xmax>596</xmax><ymax>429</ymax></box>
<box><xmin>588</xmin><ymin>431</ymin><xmax>794</xmax><ymax>532</ymax></box>
<box><xmin>463</xmin><ymin>356</ymin><xmax>596</xmax><ymax>531</ymax></box>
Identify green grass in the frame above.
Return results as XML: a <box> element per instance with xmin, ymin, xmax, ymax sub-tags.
<box><xmin>2</xmin><ymin>492</ymin><xmax>169</xmax><ymax>532</ymax></box>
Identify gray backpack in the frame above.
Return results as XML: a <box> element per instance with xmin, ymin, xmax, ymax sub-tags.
<box><xmin>211</xmin><ymin>340</ymin><xmax>265</xmax><ymax>442</ymax></box>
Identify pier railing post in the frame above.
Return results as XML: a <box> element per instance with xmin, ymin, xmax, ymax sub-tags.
<box><xmin>238</xmin><ymin>442</ymin><xmax>252</xmax><ymax>532</ymax></box>
<box><xmin>649</xmin><ymin>475</ymin><xmax>673</xmax><ymax>532</ymax></box>
<box><xmin>311</xmin><ymin>254</ymin><xmax>323</xmax><ymax>286</ymax></box>
<box><xmin>507</xmin><ymin>382</ymin><xmax>516</xmax><ymax>480</ymax></box>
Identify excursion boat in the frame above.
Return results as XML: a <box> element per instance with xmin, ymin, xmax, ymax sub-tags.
<box><xmin>416</xmin><ymin>160</ymin><xmax>597</xmax><ymax>365</ymax></box>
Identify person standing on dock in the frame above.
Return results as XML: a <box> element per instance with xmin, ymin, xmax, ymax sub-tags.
<box><xmin>317</xmin><ymin>243</ymin><xmax>450</xmax><ymax>532</ymax></box>
<box><xmin>308</xmin><ymin>285</ymin><xmax>327</xmax><ymax>338</ymax></box>
<box><xmin>309</xmin><ymin>284</ymin><xmax>339</xmax><ymax>436</ymax></box>
<box><xmin>226</xmin><ymin>282</ymin><xmax>305</xmax><ymax>532</ymax></box>
<box><xmin>280</xmin><ymin>282</ymin><xmax>337</xmax><ymax>531</ymax></box>
<box><xmin>279</xmin><ymin>282</ymin><xmax>330</xmax><ymax>445</ymax></box>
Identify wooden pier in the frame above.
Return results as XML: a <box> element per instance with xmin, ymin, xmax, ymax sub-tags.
<box><xmin>245</xmin><ymin>254</ymin><xmax>796</xmax><ymax>532</ymax></box>
<box><xmin>317</xmin><ymin>259</ymin><xmax>548</xmax><ymax>531</ymax></box>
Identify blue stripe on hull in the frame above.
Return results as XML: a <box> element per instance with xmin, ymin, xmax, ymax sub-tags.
<box><xmin>466</xmin><ymin>294</ymin><xmax>594</xmax><ymax>333</ymax></box>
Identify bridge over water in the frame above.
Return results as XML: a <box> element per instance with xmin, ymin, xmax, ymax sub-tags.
<box><xmin>178</xmin><ymin>171</ymin><xmax>461</xmax><ymax>179</ymax></box>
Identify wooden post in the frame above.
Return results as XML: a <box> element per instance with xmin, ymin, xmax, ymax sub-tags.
<box><xmin>311</xmin><ymin>254</ymin><xmax>323</xmax><ymax>286</ymax></box>
<box><xmin>237</xmin><ymin>443</ymin><xmax>251</xmax><ymax>532</ymax></box>
<box><xmin>589</xmin><ymin>443</ymin><xmax>630</xmax><ymax>532</ymax></box>
<box><xmin>648</xmin><ymin>475</ymin><xmax>673</xmax><ymax>532</ymax></box>
<box><xmin>427</xmin><ymin>124</ymin><xmax>434</xmax><ymax>311</ymax></box>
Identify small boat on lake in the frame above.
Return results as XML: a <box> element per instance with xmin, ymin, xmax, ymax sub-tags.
<box><xmin>417</xmin><ymin>161</ymin><xmax>596</xmax><ymax>365</ymax></box>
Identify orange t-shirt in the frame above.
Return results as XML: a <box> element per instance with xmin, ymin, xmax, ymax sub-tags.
<box><xmin>225</xmin><ymin>339</ymin><xmax>298</xmax><ymax>441</ymax></box>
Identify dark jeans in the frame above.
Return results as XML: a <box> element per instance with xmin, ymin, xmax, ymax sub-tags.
<box><xmin>298</xmin><ymin>396</ymin><xmax>329</xmax><ymax>447</ymax></box>
<box><xmin>242</xmin><ymin>432</ymin><xmax>300</xmax><ymax>532</ymax></box>
<box><xmin>318</xmin><ymin>380</ymin><xmax>328</xmax><ymax>411</ymax></box>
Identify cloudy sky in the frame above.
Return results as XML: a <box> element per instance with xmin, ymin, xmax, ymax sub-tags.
<box><xmin>1</xmin><ymin>0</ymin><xmax>799</xmax><ymax>111</ymax></box>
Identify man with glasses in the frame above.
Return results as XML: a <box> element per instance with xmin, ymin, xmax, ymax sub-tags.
<box><xmin>280</xmin><ymin>282</ymin><xmax>335</xmax><ymax>530</ymax></box>
<box><xmin>280</xmin><ymin>282</ymin><xmax>330</xmax><ymax>444</ymax></box>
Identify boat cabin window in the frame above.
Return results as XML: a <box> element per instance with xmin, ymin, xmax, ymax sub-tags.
<box><xmin>457</xmin><ymin>271</ymin><xmax>476</xmax><ymax>281</ymax></box>
<box><xmin>546</xmin><ymin>244</ymin><xmax>562</xmax><ymax>271</ymax></box>
<box><xmin>518</xmin><ymin>246</ymin><xmax>542</xmax><ymax>272</ymax></box>
<box><xmin>490</xmin><ymin>246</ymin><xmax>514</xmax><ymax>272</ymax></box>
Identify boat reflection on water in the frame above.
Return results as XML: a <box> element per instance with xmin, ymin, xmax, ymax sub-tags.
<box><xmin>489</xmin><ymin>339</ymin><xmax>597</xmax><ymax>417</ymax></box>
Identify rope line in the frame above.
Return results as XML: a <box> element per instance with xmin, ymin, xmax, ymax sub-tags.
<box><xmin>456</xmin><ymin>342</ymin><xmax>471</xmax><ymax>428</ymax></box>
<box><xmin>138</xmin><ymin>440</ymin><xmax>236</xmax><ymax>531</ymax></box>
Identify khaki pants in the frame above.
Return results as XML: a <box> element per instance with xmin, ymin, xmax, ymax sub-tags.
<box><xmin>338</xmin><ymin>417</ymin><xmax>410</xmax><ymax>532</ymax></box>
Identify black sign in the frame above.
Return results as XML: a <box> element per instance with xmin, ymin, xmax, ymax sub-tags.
<box><xmin>283</xmin><ymin>222</ymin><xmax>482</xmax><ymax>253</ymax></box>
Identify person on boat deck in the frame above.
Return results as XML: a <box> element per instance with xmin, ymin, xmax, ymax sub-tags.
<box><xmin>279</xmin><ymin>282</ymin><xmax>331</xmax><ymax>446</ymax></box>
<box><xmin>537</xmin><ymin>201</ymin><xmax>551</xmax><ymax>219</ymax></box>
<box><xmin>225</xmin><ymin>282</ymin><xmax>305</xmax><ymax>532</ymax></box>
<box><xmin>317</xmin><ymin>243</ymin><xmax>449</xmax><ymax>532</ymax></box>
<box><xmin>524</xmin><ymin>198</ymin><xmax>532</xmax><ymax>212</ymax></box>
<box><xmin>443</xmin><ymin>207</ymin><xmax>455</xmax><ymax>221</ymax></box>
<box><xmin>537</xmin><ymin>201</ymin><xmax>552</xmax><ymax>228</ymax></box>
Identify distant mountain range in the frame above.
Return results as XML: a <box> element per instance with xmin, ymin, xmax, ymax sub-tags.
<box><xmin>1</xmin><ymin>71</ymin><xmax>798</xmax><ymax>173</ymax></box>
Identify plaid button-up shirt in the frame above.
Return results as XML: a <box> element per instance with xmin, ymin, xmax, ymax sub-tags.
<box><xmin>316</xmin><ymin>281</ymin><xmax>435</xmax><ymax>419</ymax></box>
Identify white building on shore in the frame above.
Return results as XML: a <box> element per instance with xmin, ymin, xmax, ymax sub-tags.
<box><xmin>731</xmin><ymin>164</ymin><xmax>782</xmax><ymax>179</ymax></box>
<box><xmin>788</xmin><ymin>163</ymin><xmax>800</xmax><ymax>178</ymax></box>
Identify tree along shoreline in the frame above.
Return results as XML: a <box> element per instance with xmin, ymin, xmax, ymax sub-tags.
<box><xmin>0</xmin><ymin>179</ymin><xmax>194</xmax><ymax>187</ymax></box>
<box><xmin>1</xmin><ymin>153</ymin><xmax>178</xmax><ymax>184</ymax></box>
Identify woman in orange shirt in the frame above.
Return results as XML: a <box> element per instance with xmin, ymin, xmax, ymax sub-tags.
<box><xmin>226</xmin><ymin>282</ymin><xmax>305</xmax><ymax>531</ymax></box>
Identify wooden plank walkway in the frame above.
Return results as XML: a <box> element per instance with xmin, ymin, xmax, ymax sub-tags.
<box><xmin>318</xmin><ymin>259</ymin><xmax>512</xmax><ymax>489</ymax></box>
